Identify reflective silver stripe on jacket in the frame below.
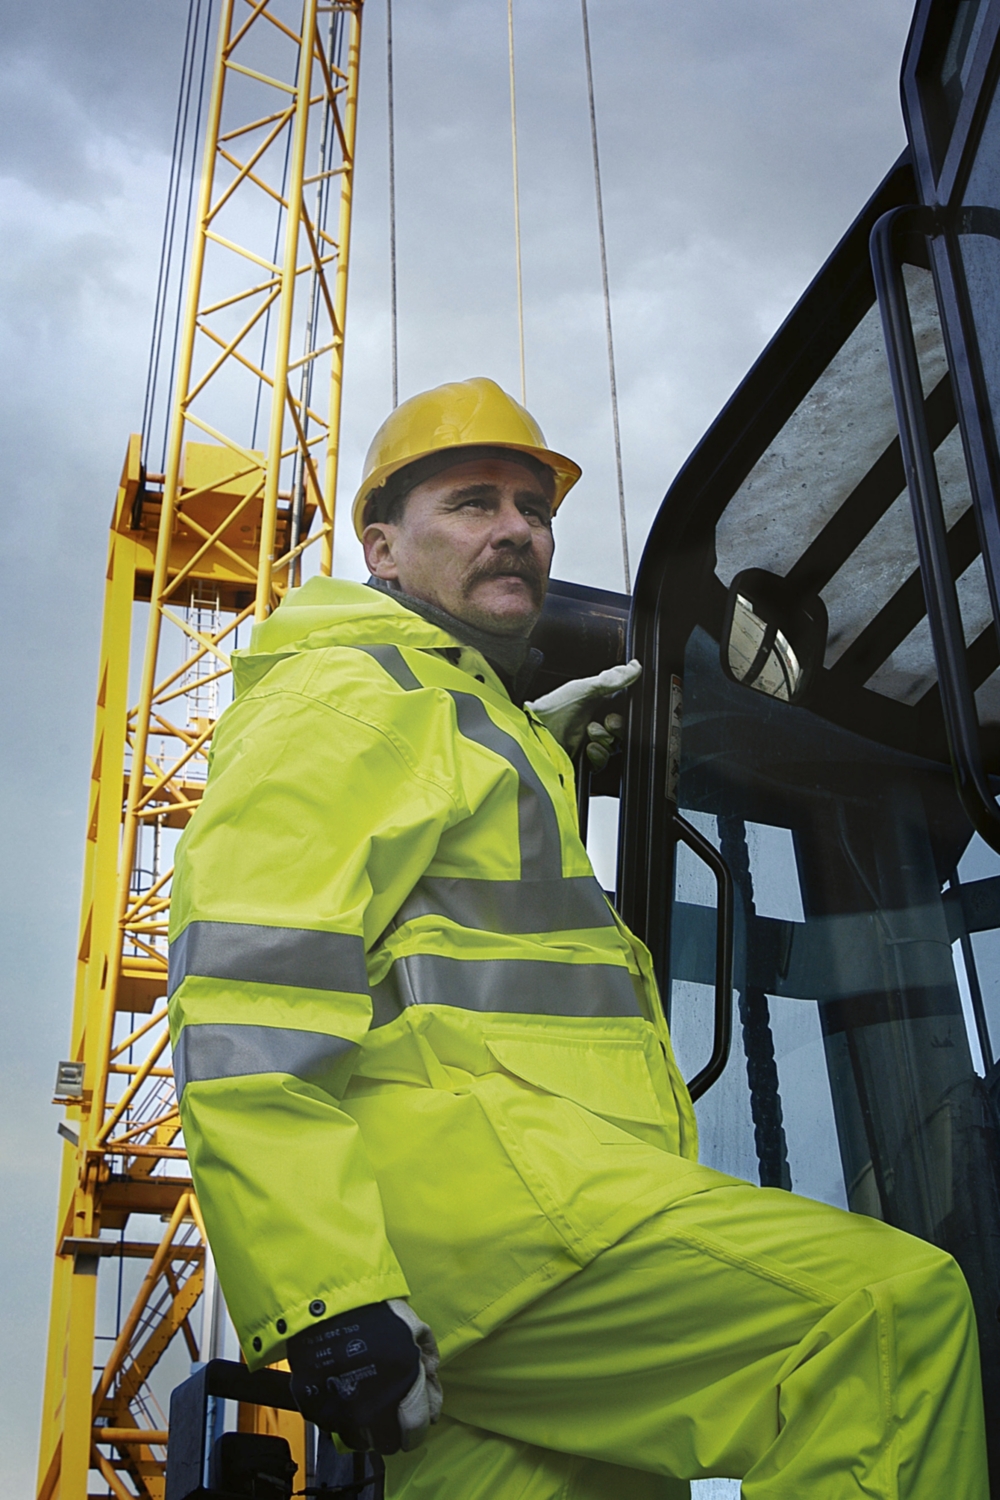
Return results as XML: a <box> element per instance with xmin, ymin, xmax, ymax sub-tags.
<box><xmin>373</xmin><ymin>953</ymin><xmax>641</xmax><ymax>1022</ymax></box>
<box><xmin>353</xmin><ymin>643</ymin><xmax>563</xmax><ymax>882</ymax></box>
<box><xmin>396</xmin><ymin>875</ymin><xmax>614</xmax><ymax>934</ymax></box>
<box><xmin>354</xmin><ymin>643</ymin><xmax>422</xmax><ymax>691</ymax></box>
<box><xmin>168</xmin><ymin>921</ymin><xmax>369</xmax><ymax>999</ymax></box>
<box><xmin>357</xmin><ymin>644</ymin><xmax>637</xmax><ymax>1023</ymax></box>
<box><xmin>448</xmin><ymin>692</ymin><xmax>562</xmax><ymax>880</ymax></box>
<box><xmin>173</xmin><ymin>1022</ymin><xmax>355</xmax><ymax>1098</ymax></box>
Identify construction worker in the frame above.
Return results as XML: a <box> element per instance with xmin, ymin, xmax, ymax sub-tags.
<box><xmin>168</xmin><ymin>377</ymin><xmax>988</xmax><ymax>1499</ymax></box>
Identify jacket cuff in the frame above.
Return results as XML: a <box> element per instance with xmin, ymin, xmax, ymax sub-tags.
<box><xmin>242</xmin><ymin>1271</ymin><xmax>412</xmax><ymax>1370</ymax></box>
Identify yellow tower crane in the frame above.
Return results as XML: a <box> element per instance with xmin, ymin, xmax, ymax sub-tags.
<box><xmin>36</xmin><ymin>4</ymin><xmax>363</xmax><ymax>1496</ymax></box>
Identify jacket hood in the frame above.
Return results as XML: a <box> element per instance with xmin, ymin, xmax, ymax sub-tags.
<box><xmin>232</xmin><ymin>577</ymin><xmax>457</xmax><ymax>697</ymax></box>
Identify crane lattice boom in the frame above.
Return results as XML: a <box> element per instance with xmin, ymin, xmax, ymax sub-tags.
<box><xmin>37</xmin><ymin>5</ymin><xmax>363</xmax><ymax>1496</ymax></box>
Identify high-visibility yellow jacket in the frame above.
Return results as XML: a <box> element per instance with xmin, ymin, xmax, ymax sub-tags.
<box><xmin>169</xmin><ymin>578</ymin><xmax>698</xmax><ymax>1369</ymax></box>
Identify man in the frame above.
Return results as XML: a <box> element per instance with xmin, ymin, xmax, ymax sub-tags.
<box><xmin>169</xmin><ymin>377</ymin><xmax>987</xmax><ymax>1499</ymax></box>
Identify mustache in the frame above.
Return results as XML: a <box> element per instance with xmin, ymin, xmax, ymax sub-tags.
<box><xmin>464</xmin><ymin>554</ymin><xmax>545</xmax><ymax>601</ymax></box>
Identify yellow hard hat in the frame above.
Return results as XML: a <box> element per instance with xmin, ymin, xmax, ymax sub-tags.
<box><xmin>352</xmin><ymin>376</ymin><xmax>582</xmax><ymax>539</ymax></box>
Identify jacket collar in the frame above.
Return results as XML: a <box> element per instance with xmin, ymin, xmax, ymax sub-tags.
<box><xmin>234</xmin><ymin>576</ymin><xmax>542</xmax><ymax>703</ymax></box>
<box><xmin>365</xmin><ymin>577</ymin><xmax>542</xmax><ymax>701</ymax></box>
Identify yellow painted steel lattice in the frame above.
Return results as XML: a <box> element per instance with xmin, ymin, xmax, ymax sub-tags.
<box><xmin>37</xmin><ymin>4</ymin><xmax>363</xmax><ymax>1496</ymax></box>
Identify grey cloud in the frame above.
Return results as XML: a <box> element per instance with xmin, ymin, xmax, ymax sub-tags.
<box><xmin>0</xmin><ymin>0</ymin><xmax>192</xmax><ymax>149</ymax></box>
<box><xmin>0</xmin><ymin>57</ymin><xmax>118</xmax><ymax>201</ymax></box>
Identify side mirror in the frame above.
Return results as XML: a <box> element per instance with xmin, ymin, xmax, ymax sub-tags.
<box><xmin>720</xmin><ymin>568</ymin><xmax>828</xmax><ymax>704</ymax></box>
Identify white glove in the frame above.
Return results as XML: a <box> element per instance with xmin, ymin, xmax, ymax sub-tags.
<box><xmin>387</xmin><ymin>1299</ymin><xmax>443</xmax><ymax>1451</ymax></box>
<box><xmin>526</xmin><ymin>659</ymin><xmax>642</xmax><ymax>769</ymax></box>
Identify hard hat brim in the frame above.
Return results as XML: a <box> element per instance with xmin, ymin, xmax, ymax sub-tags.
<box><xmin>352</xmin><ymin>442</ymin><xmax>582</xmax><ymax>540</ymax></box>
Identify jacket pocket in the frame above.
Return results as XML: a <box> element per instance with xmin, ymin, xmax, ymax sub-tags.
<box><xmin>484</xmin><ymin>1033</ymin><xmax>664</xmax><ymax>1136</ymax></box>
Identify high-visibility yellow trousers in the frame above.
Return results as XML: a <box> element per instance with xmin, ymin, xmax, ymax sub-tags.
<box><xmin>386</xmin><ymin>1170</ymin><xmax>988</xmax><ymax>1499</ymax></box>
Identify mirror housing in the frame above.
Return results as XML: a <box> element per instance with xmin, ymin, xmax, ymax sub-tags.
<box><xmin>720</xmin><ymin>568</ymin><xmax>828</xmax><ymax>704</ymax></box>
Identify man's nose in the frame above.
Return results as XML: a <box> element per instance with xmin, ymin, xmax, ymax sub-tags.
<box><xmin>490</xmin><ymin>498</ymin><xmax>534</xmax><ymax>547</ymax></box>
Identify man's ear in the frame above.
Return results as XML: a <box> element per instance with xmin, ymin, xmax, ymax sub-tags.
<box><xmin>362</xmin><ymin>523</ymin><xmax>399</xmax><ymax>580</ymax></box>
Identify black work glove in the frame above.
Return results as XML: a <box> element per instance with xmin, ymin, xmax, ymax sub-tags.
<box><xmin>287</xmin><ymin>1299</ymin><xmax>442</xmax><ymax>1455</ymax></box>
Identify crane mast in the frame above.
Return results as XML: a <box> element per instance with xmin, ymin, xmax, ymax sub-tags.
<box><xmin>36</xmin><ymin>4</ymin><xmax>364</xmax><ymax>1496</ymax></box>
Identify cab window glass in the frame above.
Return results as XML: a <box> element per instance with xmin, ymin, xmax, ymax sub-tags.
<box><xmin>941</xmin><ymin>0</ymin><xmax>990</xmax><ymax>125</ymax></box>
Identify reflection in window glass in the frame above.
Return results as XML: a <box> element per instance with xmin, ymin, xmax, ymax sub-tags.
<box><xmin>726</xmin><ymin>595</ymin><xmax>769</xmax><ymax>682</ymax></box>
<box><xmin>770</xmin><ymin>996</ymin><xmax>848</xmax><ymax>1208</ymax></box>
<box><xmin>864</xmin><ymin>549</ymin><xmax>991</xmax><ymax>705</ymax></box>
<box><xmin>743</xmin><ymin>822</ymin><xmax>804</xmax><ymax>923</ymax></box>
<box><xmin>940</xmin><ymin>0</ymin><xmax>989</xmax><ymax>124</ymax></box>
<box><xmin>767</xmin><ymin>630</ymin><xmax>800</xmax><ymax>702</ymax></box>
<box><xmin>961</xmin><ymin>233</ymin><xmax>1000</xmax><ymax>462</ymax></box>
<box><xmin>671</xmin><ymin>810</ymin><xmax>842</xmax><ymax>1196</ymax></box>
<box><xmin>670</xmin><ymin>977</ymin><xmax>759</xmax><ymax>1185</ymax></box>
<box><xmin>822</xmin><ymin>423</ymin><xmax>971</xmax><ymax>675</ymax></box>
<box><xmin>715</xmin><ymin>303</ymin><xmax>898</xmax><ymax>587</ymax></box>
<box><xmin>956</xmin><ymin>831</ymin><xmax>1000</xmax><ymax>1060</ymax></box>
<box><xmin>672</xmin><ymin>626</ymin><xmax>985</xmax><ymax>1244</ymax></box>
<box><xmin>671</xmin><ymin>809</ymin><xmax>758</xmax><ymax>1183</ymax></box>
<box><xmin>585</xmin><ymin>794</ymin><xmax>619</xmax><ymax>894</ymax></box>
<box><xmin>674</xmin><ymin>807</ymin><xmax>720</xmax><ymax>909</ymax></box>
<box><xmin>961</xmin><ymin>70</ymin><xmax>1000</xmax><ymax>471</ymax></box>
<box><xmin>953</xmin><ymin>940</ymin><xmax>988</xmax><ymax>1075</ymax></box>
<box><xmin>726</xmin><ymin>596</ymin><xmax>802</xmax><ymax>701</ymax></box>
<box><xmin>715</xmin><ymin>267</ymin><xmax>946</xmax><ymax>688</ymax></box>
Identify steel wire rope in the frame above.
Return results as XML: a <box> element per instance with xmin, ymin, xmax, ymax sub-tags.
<box><xmin>140</xmin><ymin>0</ymin><xmax>200</xmax><ymax>469</ymax></box>
<box><xmin>387</xmin><ymin>0</ymin><xmax>399</xmax><ymax>407</ymax></box>
<box><xmin>507</xmin><ymin>0</ymin><xmax>526</xmax><ymax>405</ymax></box>
<box><xmin>580</xmin><ymin>0</ymin><xmax>630</xmax><ymax>592</ymax></box>
<box><xmin>159</xmin><ymin>0</ymin><xmax>216</xmax><ymax>472</ymax></box>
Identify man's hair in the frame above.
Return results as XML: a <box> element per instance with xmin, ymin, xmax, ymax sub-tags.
<box><xmin>363</xmin><ymin>445</ymin><xmax>556</xmax><ymax>530</ymax></box>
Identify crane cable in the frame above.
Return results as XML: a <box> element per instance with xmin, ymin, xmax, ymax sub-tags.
<box><xmin>507</xmin><ymin>0</ymin><xmax>526</xmax><ymax>406</ymax></box>
<box><xmin>581</xmin><ymin>0</ymin><xmax>630</xmax><ymax>593</ymax></box>
<box><xmin>387</xmin><ymin>0</ymin><xmax>399</xmax><ymax>408</ymax></box>
<box><xmin>158</xmin><ymin>0</ymin><xmax>215</xmax><ymax>472</ymax></box>
<box><xmin>139</xmin><ymin>0</ymin><xmax>197</xmax><ymax>468</ymax></box>
<box><xmin>140</xmin><ymin>0</ymin><xmax>214</xmax><ymax>472</ymax></box>
<box><xmin>383</xmin><ymin>1</ymin><xmax>626</xmax><ymax>592</ymax></box>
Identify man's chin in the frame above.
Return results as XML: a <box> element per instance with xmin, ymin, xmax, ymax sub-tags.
<box><xmin>461</xmin><ymin>579</ymin><xmax>543</xmax><ymax>636</ymax></box>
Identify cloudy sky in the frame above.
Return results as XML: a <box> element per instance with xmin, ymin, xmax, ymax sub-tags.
<box><xmin>1</xmin><ymin>0</ymin><xmax>916</xmax><ymax>1488</ymax></box>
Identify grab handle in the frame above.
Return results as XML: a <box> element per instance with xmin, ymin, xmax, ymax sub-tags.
<box><xmin>672</xmin><ymin>809</ymin><xmax>735</xmax><ymax>1101</ymax></box>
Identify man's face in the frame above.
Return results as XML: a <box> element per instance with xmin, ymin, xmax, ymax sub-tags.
<box><xmin>362</xmin><ymin>456</ymin><xmax>555</xmax><ymax>636</ymax></box>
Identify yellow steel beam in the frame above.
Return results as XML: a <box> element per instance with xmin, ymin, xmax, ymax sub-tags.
<box><xmin>38</xmin><ymin>4</ymin><xmax>364</xmax><ymax>1494</ymax></box>
<box><xmin>255</xmin><ymin>0</ymin><xmax>320</xmax><ymax>621</ymax></box>
<box><xmin>323</xmin><ymin>2</ymin><xmax>361</xmax><ymax>576</ymax></box>
<box><xmin>94</xmin><ymin>1430</ymin><xmax>171</xmax><ymax>1445</ymax></box>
